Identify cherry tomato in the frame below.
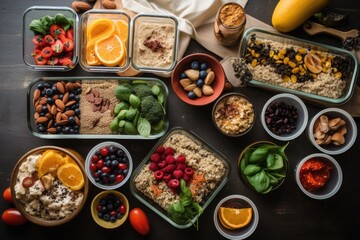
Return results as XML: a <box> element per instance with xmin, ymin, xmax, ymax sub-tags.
<box><xmin>129</xmin><ymin>208</ymin><xmax>150</xmax><ymax>235</ymax></box>
<box><xmin>66</xmin><ymin>28</ymin><xmax>74</xmax><ymax>40</ymax></box>
<box><xmin>47</xmin><ymin>56</ymin><xmax>59</xmax><ymax>66</ymax></box>
<box><xmin>2</xmin><ymin>208</ymin><xmax>27</xmax><ymax>226</ymax></box>
<box><xmin>51</xmin><ymin>40</ymin><xmax>64</xmax><ymax>54</ymax></box>
<box><xmin>49</xmin><ymin>24</ymin><xmax>65</xmax><ymax>38</ymax></box>
<box><xmin>41</xmin><ymin>46</ymin><xmax>53</xmax><ymax>59</ymax></box>
<box><xmin>32</xmin><ymin>35</ymin><xmax>46</xmax><ymax>46</ymax></box>
<box><xmin>60</xmin><ymin>57</ymin><xmax>74</xmax><ymax>68</ymax></box>
<box><xmin>60</xmin><ymin>35</ymin><xmax>74</xmax><ymax>52</ymax></box>
<box><xmin>34</xmin><ymin>54</ymin><xmax>47</xmax><ymax>65</ymax></box>
<box><xmin>44</xmin><ymin>34</ymin><xmax>55</xmax><ymax>45</ymax></box>
<box><xmin>31</xmin><ymin>48</ymin><xmax>41</xmax><ymax>57</ymax></box>
<box><xmin>3</xmin><ymin>187</ymin><xmax>12</xmax><ymax>203</ymax></box>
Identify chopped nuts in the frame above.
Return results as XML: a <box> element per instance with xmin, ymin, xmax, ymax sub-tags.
<box><xmin>313</xmin><ymin>114</ymin><xmax>347</xmax><ymax>146</ymax></box>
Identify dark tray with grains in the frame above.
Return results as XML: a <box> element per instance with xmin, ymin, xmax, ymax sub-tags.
<box><xmin>27</xmin><ymin>76</ymin><xmax>169</xmax><ymax>139</ymax></box>
<box><xmin>238</xmin><ymin>27</ymin><xmax>359</xmax><ymax>105</ymax></box>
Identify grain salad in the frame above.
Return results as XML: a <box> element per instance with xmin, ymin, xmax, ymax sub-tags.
<box><xmin>244</xmin><ymin>35</ymin><xmax>351</xmax><ymax>99</ymax></box>
<box><xmin>134</xmin><ymin>132</ymin><xmax>228</xmax><ymax>211</ymax></box>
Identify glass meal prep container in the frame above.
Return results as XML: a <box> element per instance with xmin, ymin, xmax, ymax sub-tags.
<box><xmin>23</xmin><ymin>6</ymin><xmax>79</xmax><ymax>71</ymax></box>
<box><xmin>238</xmin><ymin>27</ymin><xmax>359</xmax><ymax>105</ymax></box>
<box><xmin>27</xmin><ymin>76</ymin><xmax>169</xmax><ymax>139</ymax></box>
<box><xmin>80</xmin><ymin>10</ymin><xmax>179</xmax><ymax>73</ymax></box>
<box><xmin>130</xmin><ymin>127</ymin><xmax>231</xmax><ymax>229</ymax></box>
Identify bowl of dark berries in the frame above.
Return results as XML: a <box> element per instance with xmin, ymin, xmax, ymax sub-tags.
<box><xmin>85</xmin><ymin>141</ymin><xmax>133</xmax><ymax>190</ymax></box>
<box><xmin>261</xmin><ymin>93</ymin><xmax>308</xmax><ymax>141</ymax></box>
<box><xmin>91</xmin><ymin>190</ymin><xmax>129</xmax><ymax>228</ymax></box>
<box><xmin>171</xmin><ymin>53</ymin><xmax>225</xmax><ymax>106</ymax></box>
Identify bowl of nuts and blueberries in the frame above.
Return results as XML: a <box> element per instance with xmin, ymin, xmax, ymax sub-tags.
<box><xmin>171</xmin><ymin>53</ymin><xmax>225</xmax><ymax>106</ymax></box>
<box><xmin>308</xmin><ymin>108</ymin><xmax>357</xmax><ymax>155</ymax></box>
<box><xmin>261</xmin><ymin>93</ymin><xmax>308</xmax><ymax>141</ymax></box>
<box><xmin>85</xmin><ymin>142</ymin><xmax>133</xmax><ymax>190</ymax></box>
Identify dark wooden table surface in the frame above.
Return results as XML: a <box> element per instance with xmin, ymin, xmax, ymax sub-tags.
<box><xmin>0</xmin><ymin>0</ymin><xmax>359</xmax><ymax>239</ymax></box>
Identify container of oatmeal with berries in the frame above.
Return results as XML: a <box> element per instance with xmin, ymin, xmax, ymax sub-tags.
<box><xmin>10</xmin><ymin>146</ymin><xmax>89</xmax><ymax>226</ymax></box>
<box><xmin>238</xmin><ymin>27</ymin><xmax>359</xmax><ymax>105</ymax></box>
<box><xmin>130</xmin><ymin>127</ymin><xmax>231</xmax><ymax>229</ymax></box>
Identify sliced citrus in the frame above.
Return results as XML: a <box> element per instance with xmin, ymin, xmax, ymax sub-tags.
<box><xmin>87</xmin><ymin>18</ymin><xmax>116</xmax><ymax>42</ymax></box>
<box><xmin>64</xmin><ymin>154</ymin><xmax>77</xmax><ymax>164</ymax></box>
<box><xmin>218</xmin><ymin>207</ymin><xmax>252</xmax><ymax>229</ymax></box>
<box><xmin>56</xmin><ymin>163</ymin><xmax>85</xmax><ymax>191</ymax></box>
<box><xmin>86</xmin><ymin>39</ymin><xmax>101</xmax><ymax>65</ymax></box>
<box><xmin>37</xmin><ymin>150</ymin><xmax>65</xmax><ymax>177</ymax></box>
<box><xmin>95</xmin><ymin>34</ymin><xmax>125</xmax><ymax>67</ymax></box>
<box><xmin>115</xmin><ymin>19</ymin><xmax>129</xmax><ymax>43</ymax></box>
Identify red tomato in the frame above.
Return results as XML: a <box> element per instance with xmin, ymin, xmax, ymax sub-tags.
<box><xmin>2</xmin><ymin>208</ymin><xmax>27</xmax><ymax>225</ymax></box>
<box><xmin>60</xmin><ymin>57</ymin><xmax>74</xmax><ymax>68</ymax></box>
<box><xmin>44</xmin><ymin>34</ymin><xmax>55</xmax><ymax>45</ymax></box>
<box><xmin>60</xmin><ymin>35</ymin><xmax>74</xmax><ymax>52</ymax></box>
<box><xmin>31</xmin><ymin>49</ymin><xmax>41</xmax><ymax>57</ymax></box>
<box><xmin>49</xmin><ymin>24</ymin><xmax>65</xmax><ymax>38</ymax></box>
<box><xmin>41</xmin><ymin>47</ymin><xmax>53</xmax><ymax>59</ymax></box>
<box><xmin>66</xmin><ymin>28</ymin><xmax>74</xmax><ymax>40</ymax></box>
<box><xmin>47</xmin><ymin>56</ymin><xmax>59</xmax><ymax>66</ymax></box>
<box><xmin>129</xmin><ymin>208</ymin><xmax>150</xmax><ymax>235</ymax></box>
<box><xmin>3</xmin><ymin>187</ymin><xmax>12</xmax><ymax>203</ymax></box>
<box><xmin>32</xmin><ymin>35</ymin><xmax>46</xmax><ymax>46</ymax></box>
<box><xmin>51</xmin><ymin>40</ymin><xmax>64</xmax><ymax>54</ymax></box>
<box><xmin>34</xmin><ymin>54</ymin><xmax>47</xmax><ymax>65</ymax></box>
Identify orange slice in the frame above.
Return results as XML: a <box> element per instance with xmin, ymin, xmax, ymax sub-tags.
<box><xmin>218</xmin><ymin>207</ymin><xmax>252</xmax><ymax>229</ymax></box>
<box><xmin>87</xmin><ymin>18</ymin><xmax>116</xmax><ymax>42</ymax></box>
<box><xmin>37</xmin><ymin>150</ymin><xmax>65</xmax><ymax>177</ymax></box>
<box><xmin>95</xmin><ymin>34</ymin><xmax>125</xmax><ymax>67</ymax></box>
<box><xmin>86</xmin><ymin>39</ymin><xmax>101</xmax><ymax>65</ymax></box>
<box><xmin>115</xmin><ymin>19</ymin><xmax>129</xmax><ymax>44</ymax></box>
<box><xmin>57</xmin><ymin>163</ymin><xmax>85</xmax><ymax>191</ymax></box>
<box><xmin>64</xmin><ymin>154</ymin><xmax>77</xmax><ymax>165</ymax></box>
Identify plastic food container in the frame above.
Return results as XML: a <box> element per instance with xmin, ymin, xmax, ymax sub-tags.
<box><xmin>80</xmin><ymin>10</ymin><xmax>179</xmax><ymax>73</ymax></box>
<box><xmin>23</xmin><ymin>6</ymin><xmax>79</xmax><ymax>71</ymax></box>
<box><xmin>130</xmin><ymin>127</ymin><xmax>231</xmax><ymax>229</ymax></box>
<box><xmin>238</xmin><ymin>27</ymin><xmax>359</xmax><ymax>105</ymax></box>
<box><xmin>27</xmin><ymin>76</ymin><xmax>169</xmax><ymax>139</ymax></box>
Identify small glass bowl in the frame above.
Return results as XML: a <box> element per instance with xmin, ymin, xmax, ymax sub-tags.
<box><xmin>23</xmin><ymin>6</ymin><xmax>79</xmax><ymax>71</ymax></box>
<box><xmin>295</xmin><ymin>153</ymin><xmax>343</xmax><ymax>200</ymax></box>
<box><xmin>261</xmin><ymin>93</ymin><xmax>308</xmax><ymax>141</ymax></box>
<box><xmin>85</xmin><ymin>141</ymin><xmax>133</xmax><ymax>190</ymax></box>
<box><xmin>308</xmin><ymin>108</ymin><xmax>357</xmax><ymax>155</ymax></box>
<box><xmin>213</xmin><ymin>195</ymin><xmax>259</xmax><ymax>240</ymax></box>
<box><xmin>79</xmin><ymin>10</ymin><xmax>131</xmax><ymax>73</ymax></box>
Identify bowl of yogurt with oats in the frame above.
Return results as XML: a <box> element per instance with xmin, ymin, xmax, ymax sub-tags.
<box><xmin>10</xmin><ymin>146</ymin><xmax>89</xmax><ymax>226</ymax></box>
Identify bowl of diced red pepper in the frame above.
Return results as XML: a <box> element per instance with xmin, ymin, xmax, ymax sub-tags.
<box><xmin>22</xmin><ymin>6</ymin><xmax>78</xmax><ymax>71</ymax></box>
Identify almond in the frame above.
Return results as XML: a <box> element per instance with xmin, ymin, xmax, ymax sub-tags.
<box><xmin>62</xmin><ymin>92</ymin><xmax>70</xmax><ymax>104</ymax></box>
<box><xmin>56</xmin><ymin>82</ymin><xmax>65</xmax><ymax>94</ymax></box>
<box><xmin>36</xmin><ymin>117</ymin><xmax>49</xmax><ymax>124</ymax></box>
<box><xmin>102</xmin><ymin>0</ymin><xmax>117</xmax><ymax>9</ymax></box>
<box><xmin>47</xmin><ymin>127</ymin><xmax>57</xmax><ymax>134</ymax></box>
<box><xmin>204</xmin><ymin>71</ymin><xmax>215</xmax><ymax>85</ymax></box>
<box><xmin>65</xmin><ymin>100</ymin><xmax>76</xmax><ymax>107</ymax></box>
<box><xmin>55</xmin><ymin>99</ymin><xmax>65</xmax><ymax>111</ymax></box>
<box><xmin>202</xmin><ymin>85</ymin><xmax>214</xmax><ymax>95</ymax></box>
<box><xmin>71</xmin><ymin>1</ymin><xmax>92</xmax><ymax>13</ymax></box>
<box><xmin>33</xmin><ymin>89</ymin><xmax>41</xmax><ymax>104</ymax></box>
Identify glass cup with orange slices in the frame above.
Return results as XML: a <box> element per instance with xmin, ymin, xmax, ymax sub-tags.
<box><xmin>213</xmin><ymin>195</ymin><xmax>259</xmax><ymax>239</ymax></box>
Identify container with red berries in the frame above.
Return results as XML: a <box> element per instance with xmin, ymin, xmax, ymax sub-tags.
<box><xmin>85</xmin><ymin>141</ymin><xmax>133</xmax><ymax>190</ymax></box>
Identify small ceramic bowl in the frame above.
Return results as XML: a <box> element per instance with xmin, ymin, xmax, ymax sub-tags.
<box><xmin>10</xmin><ymin>146</ymin><xmax>89</xmax><ymax>226</ymax></box>
<box><xmin>238</xmin><ymin>141</ymin><xmax>289</xmax><ymax>194</ymax></box>
<box><xmin>212</xmin><ymin>92</ymin><xmax>255</xmax><ymax>137</ymax></box>
<box><xmin>308</xmin><ymin>108</ymin><xmax>357</xmax><ymax>155</ymax></box>
<box><xmin>91</xmin><ymin>190</ymin><xmax>129</xmax><ymax>229</ymax></box>
<box><xmin>261</xmin><ymin>93</ymin><xmax>308</xmax><ymax>141</ymax></box>
<box><xmin>295</xmin><ymin>153</ymin><xmax>342</xmax><ymax>200</ymax></box>
<box><xmin>85</xmin><ymin>141</ymin><xmax>133</xmax><ymax>190</ymax></box>
<box><xmin>171</xmin><ymin>53</ymin><xmax>225</xmax><ymax>106</ymax></box>
<box><xmin>214</xmin><ymin>195</ymin><xmax>259</xmax><ymax>240</ymax></box>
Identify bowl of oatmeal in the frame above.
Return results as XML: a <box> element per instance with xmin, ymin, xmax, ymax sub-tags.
<box><xmin>307</xmin><ymin>108</ymin><xmax>357</xmax><ymax>155</ymax></box>
<box><xmin>130</xmin><ymin>127</ymin><xmax>231</xmax><ymax>228</ymax></box>
<box><xmin>212</xmin><ymin>92</ymin><xmax>255</xmax><ymax>137</ymax></box>
<box><xmin>171</xmin><ymin>53</ymin><xmax>226</xmax><ymax>106</ymax></box>
<box><xmin>261</xmin><ymin>93</ymin><xmax>308</xmax><ymax>141</ymax></box>
<box><xmin>10</xmin><ymin>146</ymin><xmax>89</xmax><ymax>226</ymax></box>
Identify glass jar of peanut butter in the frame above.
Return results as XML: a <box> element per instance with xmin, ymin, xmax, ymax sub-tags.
<box><xmin>214</xmin><ymin>2</ymin><xmax>246</xmax><ymax>46</ymax></box>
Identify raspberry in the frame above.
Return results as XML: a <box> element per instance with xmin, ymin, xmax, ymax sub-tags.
<box><xmin>165</xmin><ymin>155</ymin><xmax>176</xmax><ymax>164</ymax></box>
<box><xmin>164</xmin><ymin>147</ymin><xmax>175</xmax><ymax>156</ymax></box>
<box><xmin>149</xmin><ymin>162</ymin><xmax>158</xmax><ymax>171</ymax></box>
<box><xmin>156</xmin><ymin>145</ymin><xmax>165</xmax><ymax>154</ymax></box>
<box><xmin>157</xmin><ymin>160</ymin><xmax>167</xmax><ymax>169</ymax></box>
<box><xmin>176</xmin><ymin>155</ymin><xmax>186</xmax><ymax>163</ymax></box>
<box><xmin>163</xmin><ymin>173</ymin><xmax>172</xmax><ymax>182</ymax></box>
<box><xmin>173</xmin><ymin>169</ymin><xmax>184</xmax><ymax>179</ymax></box>
<box><xmin>154</xmin><ymin>170</ymin><xmax>164</xmax><ymax>180</ymax></box>
<box><xmin>169</xmin><ymin>179</ymin><xmax>180</xmax><ymax>189</ymax></box>
<box><xmin>150</xmin><ymin>153</ymin><xmax>161</xmax><ymax>162</ymax></box>
<box><xmin>183</xmin><ymin>173</ymin><xmax>191</xmax><ymax>182</ymax></box>
<box><xmin>176</xmin><ymin>163</ymin><xmax>186</xmax><ymax>171</ymax></box>
<box><xmin>163</xmin><ymin>164</ymin><xmax>176</xmax><ymax>173</ymax></box>
<box><xmin>185</xmin><ymin>167</ymin><xmax>194</xmax><ymax>176</ymax></box>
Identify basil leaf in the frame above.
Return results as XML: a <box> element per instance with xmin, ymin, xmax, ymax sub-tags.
<box><xmin>247</xmin><ymin>170</ymin><xmax>270</xmax><ymax>193</ymax></box>
<box><xmin>29</xmin><ymin>19</ymin><xmax>47</xmax><ymax>35</ymax></box>
<box><xmin>243</xmin><ymin>164</ymin><xmax>262</xmax><ymax>176</ymax></box>
<box><xmin>54</xmin><ymin>14</ymin><xmax>73</xmax><ymax>31</ymax></box>
<box><xmin>137</xmin><ymin>117</ymin><xmax>151</xmax><ymax>137</ymax></box>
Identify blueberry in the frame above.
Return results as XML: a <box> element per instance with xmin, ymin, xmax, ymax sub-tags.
<box><xmin>187</xmin><ymin>91</ymin><xmax>196</xmax><ymax>99</ymax></box>
<box><xmin>117</xmin><ymin>213</ymin><xmax>123</xmax><ymax>219</ymax></box>
<box><xmin>107</xmin><ymin>203</ymin><xmax>114</xmax><ymax>211</ymax></box>
<box><xmin>75</xmin><ymin>108</ymin><xmax>80</xmax><ymax>116</ymax></box>
<box><xmin>103</xmin><ymin>214</ymin><xmax>110</xmax><ymax>221</ymax></box>
<box><xmin>180</xmin><ymin>72</ymin><xmax>187</xmax><ymax>79</ymax></box>
<box><xmin>109</xmin><ymin>174</ymin><xmax>116</xmax><ymax>183</ymax></box>
<box><xmin>110</xmin><ymin>216</ymin><xmax>117</xmax><ymax>223</ymax></box>
<box><xmin>69</xmin><ymin>93</ymin><xmax>75</xmax><ymax>100</ymax></box>
<box><xmin>111</xmin><ymin>160</ymin><xmax>119</xmax><ymax>167</ymax></box>
<box><xmin>45</xmin><ymin>88</ymin><xmax>53</xmax><ymax>96</ymax></box>
<box><xmin>200</xmin><ymin>62</ymin><xmax>208</xmax><ymax>70</ymax></box>
<box><xmin>98</xmin><ymin>212</ymin><xmax>103</xmax><ymax>219</ymax></box>
<box><xmin>37</xmin><ymin>83</ymin><xmax>45</xmax><ymax>91</ymax></box>
<box><xmin>100</xmin><ymin>199</ymin><xmax>107</xmax><ymax>206</ymax></box>
<box><xmin>68</xmin><ymin>116</ymin><xmax>75</xmax><ymax>124</ymax></box>
<box><xmin>47</xmin><ymin>97</ymin><xmax>54</xmax><ymax>104</ymax></box>
<box><xmin>196</xmin><ymin>79</ymin><xmax>204</xmax><ymax>87</ymax></box>
<box><xmin>199</xmin><ymin>70</ymin><xmax>207</xmax><ymax>79</ymax></box>
<box><xmin>190</xmin><ymin>60</ymin><xmax>200</xmax><ymax>70</ymax></box>
<box><xmin>41</xmin><ymin>105</ymin><xmax>48</xmax><ymax>113</ymax></box>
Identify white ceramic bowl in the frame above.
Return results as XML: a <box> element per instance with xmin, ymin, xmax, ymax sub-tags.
<box><xmin>213</xmin><ymin>195</ymin><xmax>259</xmax><ymax>240</ymax></box>
<box><xmin>85</xmin><ymin>141</ymin><xmax>133</xmax><ymax>190</ymax></box>
<box><xmin>261</xmin><ymin>93</ymin><xmax>308</xmax><ymax>141</ymax></box>
<box><xmin>295</xmin><ymin>153</ymin><xmax>342</xmax><ymax>200</ymax></box>
<box><xmin>308</xmin><ymin>108</ymin><xmax>357</xmax><ymax>155</ymax></box>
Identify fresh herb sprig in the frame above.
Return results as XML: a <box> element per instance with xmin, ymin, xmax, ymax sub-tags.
<box><xmin>29</xmin><ymin>13</ymin><xmax>74</xmax><ymax>35</ymax></box>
